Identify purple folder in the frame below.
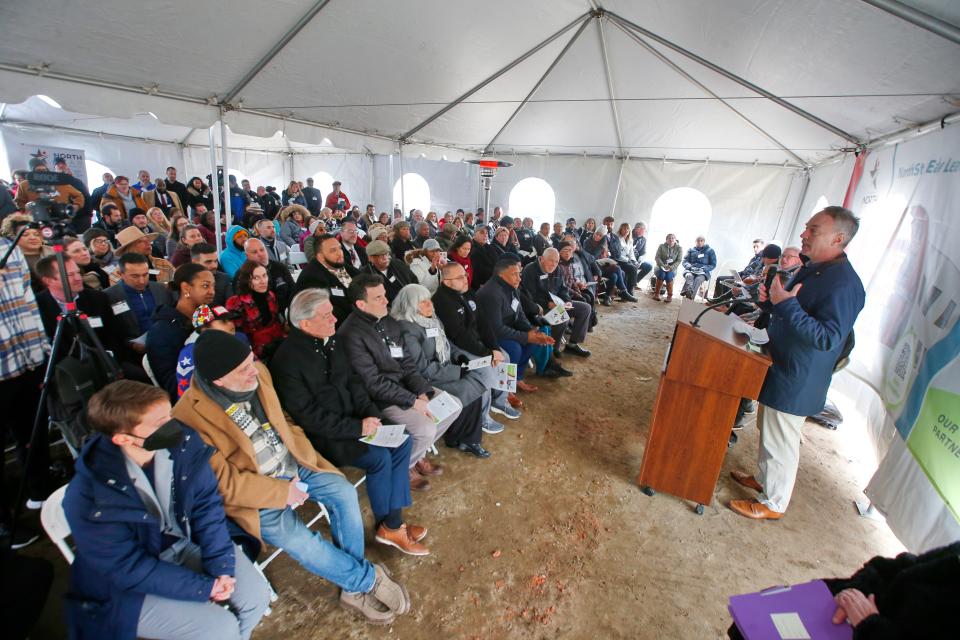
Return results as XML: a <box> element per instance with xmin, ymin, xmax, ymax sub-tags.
<box><xmin>728</xmin><ymin>580</ymin><xmax>853</xmax><ymax>640</ymax></box>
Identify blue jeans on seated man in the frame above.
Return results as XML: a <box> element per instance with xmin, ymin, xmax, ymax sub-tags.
<box><xmin>349</xmin><ymin>436</ymin><xmax>412</xmax><ymax>524</ymax></box>
<box><xmin>258</xmin><ymin>465</ymin><xmax>375</xmax><ymax>594</ymax></box>
<box><xmin>498</xmin><ymin>339</ymin><xmax>537</xmax><ymax>381</ymax></box>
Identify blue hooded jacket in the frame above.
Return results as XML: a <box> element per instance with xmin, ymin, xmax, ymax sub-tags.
<box><xmin>63</xmin><ymin>427</ymin><xmax>234</xmax><ymax>639</ymax></box>
<box><xmin>219</xmin><ymin>225</ymin><xmax>249</xmax><ymax>277</ymax></box>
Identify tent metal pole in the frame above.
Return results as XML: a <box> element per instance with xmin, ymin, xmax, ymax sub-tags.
<box><xmin>597</xmin><ymin>16</ymin><xmax>625</xmax><ymax>157</ymax></box>
<box><xmin>402</xmin><ymin>11</ymin><xmax>593</xmax><ymax>140</ymax></box>
<box><xmin>610</xmin><ymin>19</ymin><xmax>808</xmax><ymax>167</ymax></box>
<box><xmin>208</xmin><ymin>126</ymin><xmax>223</xmax><ymax>257</ymax></box>
<box><xmin>606</xmin><ymin>11</ymin><xmax>860</xmax><ymax>145</ymax></box>
<box><xmin>610</xmin><ymin>156</ymin><xmax>627</xmax><ymax>218</ymax></box>
<box><xmin>484</xmin><ymin>17</ymin><xmax>592</xmax><ymax>154</ymax></box>
<box><xmin>783</xmin><ymin>170</ymin><xmax>811</xmax><ymax>245</ymax></box>
<box><xmin>398</xmin><ymin>143</ymin><xmax>406</xmax><ymax>214</ymax></box>
<box><xmin>220</xmin><ymin>111</ymin><xmax>232</xmax><ymax>225</ymax></box>
<box><xmin>861</xmin><ymin>0</ymin><xmax>960</xmax><ymax>46</ymax></box>
<box><xmin>222</xmin><ymin>0</ymin><xmax>333</xmax><ymax>104</ymax></box>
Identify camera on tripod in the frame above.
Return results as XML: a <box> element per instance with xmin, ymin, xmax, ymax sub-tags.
<box><xmin>22</xmin><ymin>171</ymin><xmax>80</xmax><ymax>242</ymax></box>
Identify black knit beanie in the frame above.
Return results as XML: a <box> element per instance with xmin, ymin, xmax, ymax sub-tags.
<box><xmin>194</xmin><ymin>330</ymin><xmax>252</xmax><ymax>381</ymax></box>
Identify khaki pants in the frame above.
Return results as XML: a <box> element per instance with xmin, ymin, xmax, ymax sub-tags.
<box><xmin>756</xmin><ymin>404</ymin><xmax>807</xmax><ymax>513</ymax></box>
<box><xmin>381</xmin><ymin>388</ymin><xmax>461</xmax><ymax>467</ymax></box>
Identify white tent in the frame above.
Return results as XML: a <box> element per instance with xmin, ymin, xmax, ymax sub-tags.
<box><xmin>1</xmin><ymin>0</ymin><xmax>959</xmax><ymax>550</ymax></box>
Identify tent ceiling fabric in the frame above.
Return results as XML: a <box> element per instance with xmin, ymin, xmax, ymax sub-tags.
<box><xmin>1</xmin><ymin>0</ymin><xmax>957</xmax><ymax>166</ymax></box>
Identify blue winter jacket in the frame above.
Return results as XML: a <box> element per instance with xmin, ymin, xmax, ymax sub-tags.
<box><xmin>63</xmin><ymin>427</ymin><xmax>235</xmax><ymax>640</ymax></box>
<box><xmin>758</xmin><ymin>254</ymin><xmax>865</xmax><ymax>416</ymax></box>
<box><xmin>682</xmin><ymin>245</ymin><xmax>717</xmax><ymax>276</ymax></box>
<box><xmin>220</xmin><ymin>225</ymin><xmax>249</xmax><ymax>277</ymax></box>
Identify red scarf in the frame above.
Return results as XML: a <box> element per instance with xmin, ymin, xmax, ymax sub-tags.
<box><xmin>450</xmin><ymin>251</ymin><xmax>473</xmax><ymax>286</ymax></box>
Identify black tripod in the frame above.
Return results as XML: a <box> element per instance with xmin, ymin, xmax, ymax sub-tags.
<box><xmin>1</xmin><ymin>227</ymin><xmax>119</xmax><ymax>551</ymax></box>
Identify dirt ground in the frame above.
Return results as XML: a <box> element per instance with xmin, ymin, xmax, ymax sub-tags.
<box><xmin>24</xmin><ymin>291</ymin><xmax>904</xmax><ymax>639</ymax></box>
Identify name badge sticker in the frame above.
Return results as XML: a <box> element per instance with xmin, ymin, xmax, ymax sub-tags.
<box><xmin>148</xmin><ymin>269</ymin><xmax>160</xmax><ymax>275</ymax></box>
<box><xmin>426</xmin><ymin>327</ymin><xmax>439</xmax><ymax>338</ymax></box>
<box><xmin>388</xmin><ymin>275</ymin><xmax>397</xmax><ymax>283</ymax></box>
<box><xmin>510</xmin><ymin>298</ymin><xmax>520</xmax><ymax>311</ymax></box>
<box><xmin>389</xmin><ymin>345</ymin><xmax>404</xmax><ymax>358</ymax></box>
<box><xmin>111</xmin><ymin>301</ymin><xmax>130</xmax><ymax>315</ymax></box>
<box><xmin>331</xmin><ymin>288</ymin><xmax>345</xmax><ymax>297</ymax></box>
<box><xmin>87</xmin><ymin>316</ymin><xmax>104</xmax><ymax>329</ymax></box>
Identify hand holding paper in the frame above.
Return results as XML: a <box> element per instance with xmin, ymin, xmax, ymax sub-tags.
<box><xmin>360</xmin><ymin>424</ymin><xmax>410</xmax><ymax>448</ymax></box>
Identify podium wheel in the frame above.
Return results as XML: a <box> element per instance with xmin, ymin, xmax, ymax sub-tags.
<box><xmin>640</xmin><ymin>486</ymin><xmax>656</xmax><ymax>497</ymax></box>
<box><xmin>694</xmin><ymin>504</ymin><xmax>705</xmax><ymax>515</ymax></box>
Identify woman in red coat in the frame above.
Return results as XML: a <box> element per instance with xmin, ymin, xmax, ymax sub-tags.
<box><xmin>448</xmin><ymin>235</ymin><xmax>474</xmax><ymax>287</ymax></box>
<box><xmin>225</xmin><ymin>260</ymin><xmax>287</xmax><ymax>359</ymax></box>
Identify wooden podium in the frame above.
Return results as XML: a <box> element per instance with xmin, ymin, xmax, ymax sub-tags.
<box><xmin>636</xmin><ymin>299</ymin><xmax>771</xmax><ymax>514</ymax></box>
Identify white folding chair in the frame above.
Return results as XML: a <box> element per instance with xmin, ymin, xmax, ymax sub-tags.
<box><xmin>142</xmin><ymin>354</ymin><xmax>161</xmax><ymax>386</ymax></box>
<box><xmin>41</xmin><ymin>484</ymin><xmax>74</xmax><ymax>564</ymax></box>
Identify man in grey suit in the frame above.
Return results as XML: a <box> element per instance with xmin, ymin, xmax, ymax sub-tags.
<box><xmin>104</xmin><ymin>253</ymin><xmax>174</xmax><ymax>362</ymax></box>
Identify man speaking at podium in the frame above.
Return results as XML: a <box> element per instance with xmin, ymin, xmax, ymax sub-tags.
<box><xmin>728</xmin><ymin>206</ymin><xmax>865</xmax><ymax>521</ymax></box>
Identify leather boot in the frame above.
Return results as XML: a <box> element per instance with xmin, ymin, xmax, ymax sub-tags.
<box><xmin>665</xmin><ymin>280</ymin><xmax>674</xmax><ymax>302</ymax></box>
<box><xmin>652</xmin><ymin>279</ymin><xmax>663</xmax><ymax>301</ymax></box>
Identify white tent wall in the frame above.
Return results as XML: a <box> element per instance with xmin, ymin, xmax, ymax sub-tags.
<box><xmin>372</xmin><ymin>154</ymin><xmax>477</xmax><ymax>215</ymax></box>
<box><xmin>1</xmin><ymin>123</ymin><xmax>184</xmax><ymax>184</ymax></box>
<box><xmin>787</xmin><ymin>154</ymin><xmax>861</xmax><ymax>241</ymax></box>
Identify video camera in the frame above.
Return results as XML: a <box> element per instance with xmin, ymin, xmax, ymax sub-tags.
<box><xmin>23</xmin><ymin>172</ymin><xmax>79</xmax><ymax>242</ymax></box>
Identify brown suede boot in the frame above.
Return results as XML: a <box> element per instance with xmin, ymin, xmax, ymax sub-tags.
<box><xmin>652</xmin><ymin>278</ymin><xmax>663</xmax><ymax>301</ymax></box>
<box><xmin>408</xmin><ymin>467</ymin><xmax>431</xmax><ymax>491</ymax></box>
<box><xmin>665</xmin><ymin>280</ymin><xmax>674</xmax><ymax>302</ymax></box>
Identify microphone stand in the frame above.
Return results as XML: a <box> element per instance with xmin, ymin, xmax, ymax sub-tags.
<box><xmin>690</xmin><ymin>290</ymin><xmax>735</xmax><ymax>328</ymax></box>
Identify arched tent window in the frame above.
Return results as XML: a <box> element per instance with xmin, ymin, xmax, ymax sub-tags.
<box><xmin>311</xmin><ymin>171</ymin><xmax>336</xmax><ymax>195</ymax></box>
<box><xmin>508</xmin><ymin>177</ymin><xmax>556</xmax><ymax>228</ymax></box>
<box><xmin>393</xmin><ymin>173</ymin><xmax>430</xmax><ymax>214</ymax></box>
<box><xmin>85</xmin><ymin>159</ymin><xmax>116</xmax><ymax>186</ymax></box>
<box><xmin>649</xmin><ymin>187</ymin><xmax>712</xmax><ymax>248</ymax></box>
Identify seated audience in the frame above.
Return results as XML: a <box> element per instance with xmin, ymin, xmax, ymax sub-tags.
<box><xmin>278</xmin><ymin>204</ymin><xmax>310</xmax><ymax>247</ymax></box>
<box><xmin>83</xmin><ymin>227</ymin><xmax>119</xmax><ymax>273</ymax></box>
<box><xmin>583</xmin><ymin>228</ymin><xmax>637</xmax><ymax>302</ymax></box>
<box><xmin>413</xmin><ymin>221</ymin><xmax>432</xmax><ymax>248</ymax></box>
<box><xmin>112</xmin><ymin>226</ymin><xmax>175</xmax><ymax>285</ymax></box>
<box><xmin>521</xmin><ymin>248</ymin><xmax>592</xmax><ymax>357</ymax></box>
<box><xmin>271</xmin><ymin>289</ymin><xmax>428</xmax><ymax>555</ymax></box>
<box><xmin>63</xmin><ymin>380</ymin><xmax>270</xmax><ymax>639</ymax></box>
<box><xmin>680</xmin><ymin>235</ymin><xmax>718</xmax><ymax>300</ymax></box>
<box><xmin>475</xmin><ymin>257</ymin><xmax>555</xmax><ymax>393</ymax></box>
<box><xmin>407</xmin><ymin>238</ymin><xmax>443</xmax><ymax>294</ymax></box>
<box><xmin>172</xmin><ymin>331</ymin><xmax>411</xmax><ymax>625</ymax></box>
<box><xmin>295</xmin><ymin>233</ymin><xmax>359</xmax><ymax>324</ymax></box>
<box><xmin>183</xmin><ymin>176</ymin><xmax>214</xmax><ymax>213</ymax></box>
<box><xmin>1</xmin><ymin>213</ymin><xmax>54</xmax><ymax>287</ymax></box>
<box><xmin>169</xmin><ymin>224</ymin><xmax>205</xmax><ymax>267</ymax></box>
<box><xmin>92</xmin><ymin>202</ymin><xmax>129</xmax><ymax>245</ymax></box>
<box><xmin>601</xmin><ymin>216</ymin><xmax>640</xmax><ymax>292</ymax></box>
<box><xmin>447</xmin><ymin>235</ymin><xmax>474</xmax><ymax>287</ymax></box>
<box><xmin>226</xmin><ymin>260</ymin><xmax>288</xmax><ymax>360</ymax></box>
<box><xmin>176</xmin><ymin>304</ymin><xmax>246</xmax><ymax>398</ymax></box>
<box><xmin>165</xmin><ymin>211</ymin><xmax>190</xmax><ymax>258</ymax></box>
<box><xmin>219</xmin><ymin>226</ymin><xmax>250</xmax><ymax>278</ymax></box>
<box><xmin>242</xmin><ymin>237</ymin><xmax>295</xmax><ymax>313</ymax></box>
<box><xmin>469</xmin><ymin>226</ymin><xmax>497</xmax><ymax>289</ymax></box>
<box><xmin>360</xmin><ymin>239</ymin><xmax>417</xmax><ymax>303</ymax></box>
<box><xmin>99</xmin><ymin>175</ymin><xmax>147</xmax><ymax>219</ymax></box>
<box><xmin>253</xmin><ymin>218</ymin><xmax>290</xmax><ymax>266</ymax></box>
<box><xmin>392</xmin><ymin>284</ymin><xmax>494</xmax><ymax>454</ymax></box>
<box><xmin>390</xmin><ymin>221</ymin><xmax>416</xmax><ymax>260</ymax></box>
<box><xmin>714</xmin><ymin>237</ymin><xmax>765</xmax><ymax>297</ymax></box>
<box><xmin>434</xmin><ymin>262</ymin><xmax>521</xmax><ymax>421</ymax></box>
<box><xmin>147</xmin><ymin>263</ymin><xmax>215</xmax><ymax>399</ymax></box>
<box><xmin>191</xmin><ymin>242</ymin><xmax>233</xmax><ymax>306</ymax></box>
<box><xmin>436</xmin><ymin>223</ymin><xmax>458</xmax><ymax>252</ymax></box>
<box><xmin>339</xmin><ymin>219</ymin><xmax>367</xmax><ymax>269</ymax></box>
<box><xmin>616</xmin><ymin>221</ymin><xmax>653</xmax><ymax>290</ymax></box>
<box><xmin>556</xmin><ymin>240</ymin><xmax>600</xmax><ymax>331</ymax></box>
<box><xmin>62</xmin><ymin>236</ymin><xmax>110</xmax><ymax>290</ymax></box>
<box><xmin>653</xmin><ymin>233</ymin><xmax>682</xmax><ymax>302</ymax></box>
<box><xmin>104</xmin><ymin>252</ymin><xmax>174</xmax><ymax>350</ymax></box>
<box><xmin>338</xmin><ymin>274</ymin><xmax>462</xmax><ymax>491</ymax></box>
<box><xmin>152</xmin><ymin>179</ymin><xmax>182</xmax><ymax>216</ymax></box>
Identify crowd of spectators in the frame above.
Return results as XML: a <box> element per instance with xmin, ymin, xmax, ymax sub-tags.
<box><xmin>0</xmin><ymin>162</ymin><xmax>673</xmax><ymax>636</ymax></box>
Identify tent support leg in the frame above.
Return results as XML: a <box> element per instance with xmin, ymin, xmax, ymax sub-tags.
<box><xmin>220</xmin><ymin>111</ymin><xmax>231</xmax><ymax>225</ymax></box>
<box><xmin>398</xmin><ymin>143</ymin><xmax>406</xmax><ymax>214</ymax></box>
<box><xmin>208</xmin><ymin>125</ymin><xmax>223</xmax><ymax>257</ymax></box>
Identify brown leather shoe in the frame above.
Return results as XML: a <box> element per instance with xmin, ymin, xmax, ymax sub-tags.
<box><xmin>507</xmin><ymin>393</ymin><xmax>524</xmax><ymax>409</ymax></box>
<box><xmin>415</xmin><ymin>458</ymin><xmax>443</xmax><ymax>477</ymax></box>
<box><xmin>408</xmin><ymin>468</ymin><xmax>431</xmax><ymax>492</ymax></box>
<box><xmin>730</xmin><ymin>470</ymin><xmax>763</xmax><ymax>493</ymax></box>
<box><xmin>728</xmin><ymin>499</ymin><xmax>783</xmax><ymax>520</ymax></box>
<box><xmin>517</xmin><ymin>380</ymin><xmax>539</xmax><ymax>393</ymax></box>
<box><xmin>375</xmin><ymin>523</ymin><xmax>431</xmax><ymax>556</ymax></box>
<box><xmin>407</xmin><ymin>524</ymin><xmax>428</xmax><ymax>542</ymax></box>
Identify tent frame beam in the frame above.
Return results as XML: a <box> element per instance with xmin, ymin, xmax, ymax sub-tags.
<box><xmin>222</xmin><ymin>0</ymin><xmax>333</xmax><ymax>105</ymax></box>
<box><xmin>597</xmin><ymin>14</ymin><xmax>625</xmax><ymax>157</ymax></box>
<box><xmin>861</xmin><ymin>0</ymin><xmax>960</xmax><ymax>46</ymax></box>
<box><xmin>483</xmin><ymin>16</ymin><xmax>592</xmax><ymax>154</ymax></box>
<box><xmin>401</xmin><ymin>11</ymin><xmax>593</xmax><ymax>142</ymax></box>
<box><xmin>610</xmin><ymin>19</ymin><xmax>808</xmax><ymax>167</ymax></box>
<box><xmin>606</xmin><ymin>11</ymin><xmax>861</xmax><ymax>145</ymax></box>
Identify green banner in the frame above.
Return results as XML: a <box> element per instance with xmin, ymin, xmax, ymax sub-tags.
<box><xmin>906</xmin><ymin>387</ymin><xmax>960</xmax><ymax>520</ymax></box>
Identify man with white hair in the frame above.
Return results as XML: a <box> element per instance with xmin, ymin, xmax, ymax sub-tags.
<box><xmin>241</xmin><ymin>237</ymin><xmax>294</xmax><ymax>313</ymax></box>
<box><xmin>521</xmin><ymin>248</ymin><xmax>591</xmax><ymax>358</ymax></box>
<box><xmin>270</xmin><ymin>289</ymin><xmax>429</xmax><ymax>555</ymax></box>
<box><xmin>679</xmin><ymin>235</ymin><xmax>717</xmax><ymax>300</ymax></box>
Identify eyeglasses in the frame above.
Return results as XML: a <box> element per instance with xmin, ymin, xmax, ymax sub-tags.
<box><xmin>91</xmin><ymin>238</ymin><xmax>110</xmax><ymax>245</ymax></box>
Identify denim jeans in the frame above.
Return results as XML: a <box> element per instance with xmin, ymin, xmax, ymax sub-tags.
<box><xmin>497</xmin><ymin>339</ymin><xmax>537</xmax><ymax>380</ymax></box>
<box><xmin>258</xmin><ymin>465</ymin><xmax>375</xmax><ymax>593</ymax></box>
<box><xmin>350</xmin><ymin>437</ymin><xmax>412</xmax><ymax>520</ymax></box>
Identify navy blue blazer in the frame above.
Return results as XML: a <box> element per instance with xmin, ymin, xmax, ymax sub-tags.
<box><xmin>63</xmin><ymin>427</ymin><xmax>234</xmax><ymax>640</ymax></box>
<box><xmin>758</xmin><ymin>254</ymin><xmax>865</xmax><ymax>416</ymax></box>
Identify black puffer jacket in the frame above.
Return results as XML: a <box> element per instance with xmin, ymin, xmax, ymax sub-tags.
<box><xmin>337</xmin><ymin>308</ymin><xmax>432</xmax><ymax>410</ymax></box>
<box><xmin>269</xmin><ymin>327</ymin><xmax>379</xmax><ymax>466</ymax></box>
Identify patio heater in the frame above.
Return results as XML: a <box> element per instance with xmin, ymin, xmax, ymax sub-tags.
<box><xmin>466</xmin><ymin>158</ymin><xmax>513</xmax><ymax>217</ymax></box>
